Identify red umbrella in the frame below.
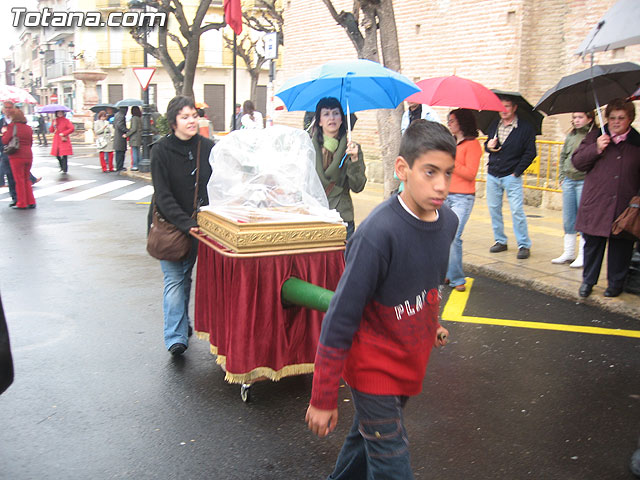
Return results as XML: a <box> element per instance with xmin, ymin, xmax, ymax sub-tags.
<box><xmin>405</xmin><ymin>75</ymin><xmax>506</xmax><ymax>112</ymax></box>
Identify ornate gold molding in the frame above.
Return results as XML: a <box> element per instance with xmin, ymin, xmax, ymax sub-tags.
<box><xmin>198</xmin><ymin>210</ymin><xmax>346</xmax><ymax>253</ymax></box>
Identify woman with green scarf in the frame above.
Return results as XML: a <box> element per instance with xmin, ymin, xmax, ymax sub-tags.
<box><xmin>311</xmin><ymin>97</ymin><xmax>367</xmax><ymax>240</ymax></box>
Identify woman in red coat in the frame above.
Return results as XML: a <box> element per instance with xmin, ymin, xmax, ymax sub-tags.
<box><xmin>49</xmin><ymin>110</ymin><xmax>74</xmax><ymax>173</ymax></box>
<box><xmin>1</xmin><ymin>109</ymin><xmax>35</xmax><ymax>209</ymax></box>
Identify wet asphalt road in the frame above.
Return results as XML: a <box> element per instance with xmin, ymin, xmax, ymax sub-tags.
<box><xmin>1</xmin><ymin>147</ymin><xmax>639</xmax><ymax>479</ymax></box>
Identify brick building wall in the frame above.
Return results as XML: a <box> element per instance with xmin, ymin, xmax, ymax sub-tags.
<box><xmin>274</xmin><ymin>0</ymin><xmax>640</xmax><ymax>185</ymax></box>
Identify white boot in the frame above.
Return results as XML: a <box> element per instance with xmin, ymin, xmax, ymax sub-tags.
<box><xmin>570</xmin><ymin>236</ymin><xmax>585</xmax><ymax>268</ymax></box>
<box><xmin>551</xmin><ymin>234</ymin><xmax>576</xmax><ymax>264</ymax></box>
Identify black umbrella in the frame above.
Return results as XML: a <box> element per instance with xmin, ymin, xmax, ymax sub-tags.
<box><xmin>535</xmin><ymin>62</ymin><xmax>640</xmax><ymax>116</ymax></box>
<box><xmin>473</xmin><ymin>90</ymin><xmax>544</xmax><ymax>136</ymax></box>
<box><xmin>90</xmin><ymin>103</ymin><xmax>116</xmax><ymax>113</ymax></box>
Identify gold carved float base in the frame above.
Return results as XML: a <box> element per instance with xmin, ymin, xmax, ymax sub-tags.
<box><xmin>197</xmin><ymin>209</ymin><xmax>346</xmax><ymax>253</ymax></box>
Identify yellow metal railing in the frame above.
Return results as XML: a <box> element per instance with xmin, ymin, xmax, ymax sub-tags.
<box><xmin>476</xmin><ymin>137</ymin><xmax>564</xmax><ymax>193</ymax></box>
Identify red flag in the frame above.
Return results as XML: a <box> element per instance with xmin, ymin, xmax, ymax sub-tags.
<box><xmin>224</xmin><ymin>0</ymin><xmax>242</xmax><ymax>35</ymax></box>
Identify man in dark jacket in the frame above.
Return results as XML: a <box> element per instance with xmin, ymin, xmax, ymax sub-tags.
<box><xmin>113</xmin><ymin>106</ymin><xmax>128</xmax><ymax>172</ymax></box>
<box><xmin>485</xmin><ymin>96</ymin><xmax>537</xmax><ymax>259</ymax></box>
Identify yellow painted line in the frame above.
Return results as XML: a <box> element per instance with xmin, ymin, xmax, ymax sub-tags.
<box><xmin>137</xmin><ymin>201</ymin><xmax>151</xmax><ymax>205</ymax></box>
<box><xmin>442</xmin><ymin>278</ymin><xmax>640</xmax><ymax>339</ymax></box>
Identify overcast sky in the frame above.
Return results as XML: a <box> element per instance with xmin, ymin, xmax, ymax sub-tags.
<box><xmin>1</xmin><ymin>1</ymin><xmax>39</xmax><ymax>60</ymax></box>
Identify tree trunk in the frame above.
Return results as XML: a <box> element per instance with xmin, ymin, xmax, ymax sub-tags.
<box><xmin>359</xmin><ymin>1</ymin><xmax>402</xmax><ymax>197</ymax></box>
<box><xmin>249</xmin><ymin>71</ymin><xmax>260</xmax><ymax>104</ymax></box>
<box><xmin>181</xmin><ymin>38</ymin><xmax>200</xmax><ymax>99</ymax></box>
<box><xmin>375</xmin><ymin>0</ymin><xmax>402</xmax><ymax>198</ymax></box>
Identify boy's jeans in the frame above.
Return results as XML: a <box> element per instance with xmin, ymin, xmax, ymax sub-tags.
<box><xmin>328</xmin><ymin>388</ymin><xmax>413</xmax><ymax>480</ymax></box>
<box><xmin>561</xmin><ymin>178</ymin><xmax>584</xmax><ymax>234</ymax></box>
<box><xmin>444</xmin><ymin>193</ymin><xmax>475</xmax><ymax>287</ymax></box>
<box><xmin>159</xmin><ymin>239</ymin><xmax>198</xmax><ymax>349</ymax></box>
<box><xmin>486</xmin><ymin>173</ymin><xmax>531</xmax><ymax>249</ymax></box>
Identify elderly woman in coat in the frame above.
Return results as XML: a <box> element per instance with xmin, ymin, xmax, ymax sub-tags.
<box><xmin>49</xmin><ymin>110</ymin><xmax>74</xmax><ymax>173</ymax></box>
<box><xmin>94</xmin><ymin>110</ymin><xmax>115</xmax><ymax>172</ymax></box>
<box><xmin>572</xmin><ymin>98</ymin><xmax>640</xmax><ymax>298</ymax></box>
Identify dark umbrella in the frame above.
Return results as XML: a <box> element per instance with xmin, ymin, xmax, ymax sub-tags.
<box><xmin>535</xmin><ymin>62</ymin><xmax>640</xmax><ymax>115</ymax></box>
<box><xmin>473</xmin><ymin>90</ymin><xmax>544</xmax><ymax>135</ymax></box>
<box><xmin>90</xmin><ymin>103</ymin><xmax>116</xmax><ymax>113</ymax></box>
<box><xmin>114</xmin><ymin>98</ymin><xmax>143</xmax><ymax>108</ymax></box>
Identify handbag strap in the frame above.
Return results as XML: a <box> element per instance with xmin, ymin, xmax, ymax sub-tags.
<box><xmin>191</xmin><ymin>138</ymin><xmax>201</xmax><ymax>219</ymax></box>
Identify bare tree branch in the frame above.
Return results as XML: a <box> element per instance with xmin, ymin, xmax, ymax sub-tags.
<box><xmin>166</xmin><ymin>32</ymin><xmax>186</xmax><ymax>57</ymax></box>
<box><xmin>320</xmin><ymin>0</ymin><xmax>364</xmax><ymax>52</ymax></box>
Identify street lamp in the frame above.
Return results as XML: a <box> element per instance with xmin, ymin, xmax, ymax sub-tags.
<box><xmin>128</xmin><ymin>0</ymin><xmax>152</xmax><ymax>173</ymax></box>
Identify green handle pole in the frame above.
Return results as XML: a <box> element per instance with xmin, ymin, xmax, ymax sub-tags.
<box><xmin>281</xmin><ymin>277</ymin><xmax>335</xmax><ymax>312</ymax></box>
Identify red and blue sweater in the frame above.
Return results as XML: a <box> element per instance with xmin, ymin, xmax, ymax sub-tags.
<box><xmin>310</xmin><ymin>196</ymin><xmax>458</xmax><ymax>410</ymax></box>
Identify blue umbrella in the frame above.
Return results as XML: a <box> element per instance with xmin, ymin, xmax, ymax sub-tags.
<box><xmin>275</xmin><ymin>59</ymin><xmax>419</xmax><ymax>115</ymax></box>
<box><xmin>37</xmin><ymin>104</ymin><xmax>72</xmax><ymax>113</ymax></box>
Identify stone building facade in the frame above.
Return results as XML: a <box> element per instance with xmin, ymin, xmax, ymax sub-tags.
<box><xmin>273</xmin><ymin>0</ymin><xmax>640</xmax><ymax>189</ymax></box>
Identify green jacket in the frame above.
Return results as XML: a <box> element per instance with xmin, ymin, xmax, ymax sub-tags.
<box><xmin>312</xmin><ymin>135</ymin><xmax>367</xmax><ymax>222</ymax></box>
<box><xmin>559</xmin><ymin>124</ymin><xmax>593</xmax><ymax>181</ymax></box>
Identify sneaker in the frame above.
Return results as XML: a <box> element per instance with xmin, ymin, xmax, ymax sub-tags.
<box><xmin>454</xmin><ymin>284</ymin><xmax>466</xmax><ymax>292</ymax></box>
<box><xmin>169</xmin><ymin>343</ymin><xmax>187</xmax><ymax>356</ymax></box>
<box><xmin>489</xmin><ymin>242</ymin><xmax>507</xmax><ymax>253</ymax></box>
<box><xmin>131</xmin><ymin>167</ymin><xmax>139</xmax><ymax>171</ymax></box>
<box><xmin>517</xmin><ymin>247</ymin><xmax>530</xmax><ymax>259</ymax></box>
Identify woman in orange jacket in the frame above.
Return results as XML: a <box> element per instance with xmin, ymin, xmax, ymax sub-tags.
<box><xmin>49</xmin><ymin>110</ymin><xmax>74</xmax><ymax>173</ymax></box>
<box><xmin>444</xmin><ymin>108</ymin><xmax>482</xmax><ymax>292</ymax></box>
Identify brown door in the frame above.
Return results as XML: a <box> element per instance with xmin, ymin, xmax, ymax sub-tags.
<box><xmin>203</xmin><ymin>84</ymin><xmax>225</xmax><ymax>132</ymax></box>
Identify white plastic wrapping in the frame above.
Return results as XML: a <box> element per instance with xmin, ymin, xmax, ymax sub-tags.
<box><xmin>204</xmin><ymin>126</ymin><xmax>344</xmax><ymax>224</ymax></box>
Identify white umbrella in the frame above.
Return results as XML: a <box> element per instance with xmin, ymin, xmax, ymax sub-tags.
<box><xmin>576</xmin><ymin>0</ymin><xmax>640</xmax><ymax>55</ymax></box>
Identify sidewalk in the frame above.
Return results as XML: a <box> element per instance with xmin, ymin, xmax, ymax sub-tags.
<box><xmin>125</xmin><ymin>168</ymin><xmax>640</xmax><ymax>319</ymax></box>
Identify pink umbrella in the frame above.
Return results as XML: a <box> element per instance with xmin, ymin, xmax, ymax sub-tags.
<box><xmin>405</xmin><ymin>75</ymin><xmax>506</xmax><ymax>112</ymax></box>
<box><xmin>0</xmin><ymin>85</ymin><xmax>37</xmax><ymax>105</ymax></box>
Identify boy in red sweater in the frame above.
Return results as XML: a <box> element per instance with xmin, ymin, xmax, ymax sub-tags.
<box><xmin>306</xmin><ymin>120</ymin><xmax>458</xmax><ymax>479</ymax></box>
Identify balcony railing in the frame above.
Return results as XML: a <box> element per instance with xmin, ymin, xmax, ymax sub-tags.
<box><xmin>45</xmin><ymin>62</ymin><xmax>74</xmax><ymax>80</ymax></box>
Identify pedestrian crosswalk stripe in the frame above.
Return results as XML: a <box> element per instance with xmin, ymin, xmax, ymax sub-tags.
<box><xmin>82</xmin><ymin>165</ymin><xmax>103</xmax><ymax>170</ymax></box>
<box><xmin>1</xmin><ymin>180</ymin><xmax>96</xmax><ymax>201</ymax></box>
<box><xmin>56</xmin><ymin>180</ymin><xmax>135</xmax><ymax>201</ymax></box>
<box><xmin>113</xmin><ymin>185</ymin><xmax>155</xmax><ymax>201</ymax></box>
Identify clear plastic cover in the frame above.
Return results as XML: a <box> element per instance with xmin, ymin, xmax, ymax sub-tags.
<box><xmin>204</xmin><ymin>126</ymin><xmax>344</xmax><ymax>224</ymax></box>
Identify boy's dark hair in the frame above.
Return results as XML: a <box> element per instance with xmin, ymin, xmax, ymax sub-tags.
<box><xmin>166</xmin><ymin>95</ymin><xmax>196</xmax><ymax>130</ymax></box>
<box><xmin>399</xmin><ymin>119</ymin><xmax>456</xmax><ymax>167</ymax></box>
<box><xmin>313</xmin><ymin>97</ymin><xmax>347</xmax><ymax>144</ymax></box>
